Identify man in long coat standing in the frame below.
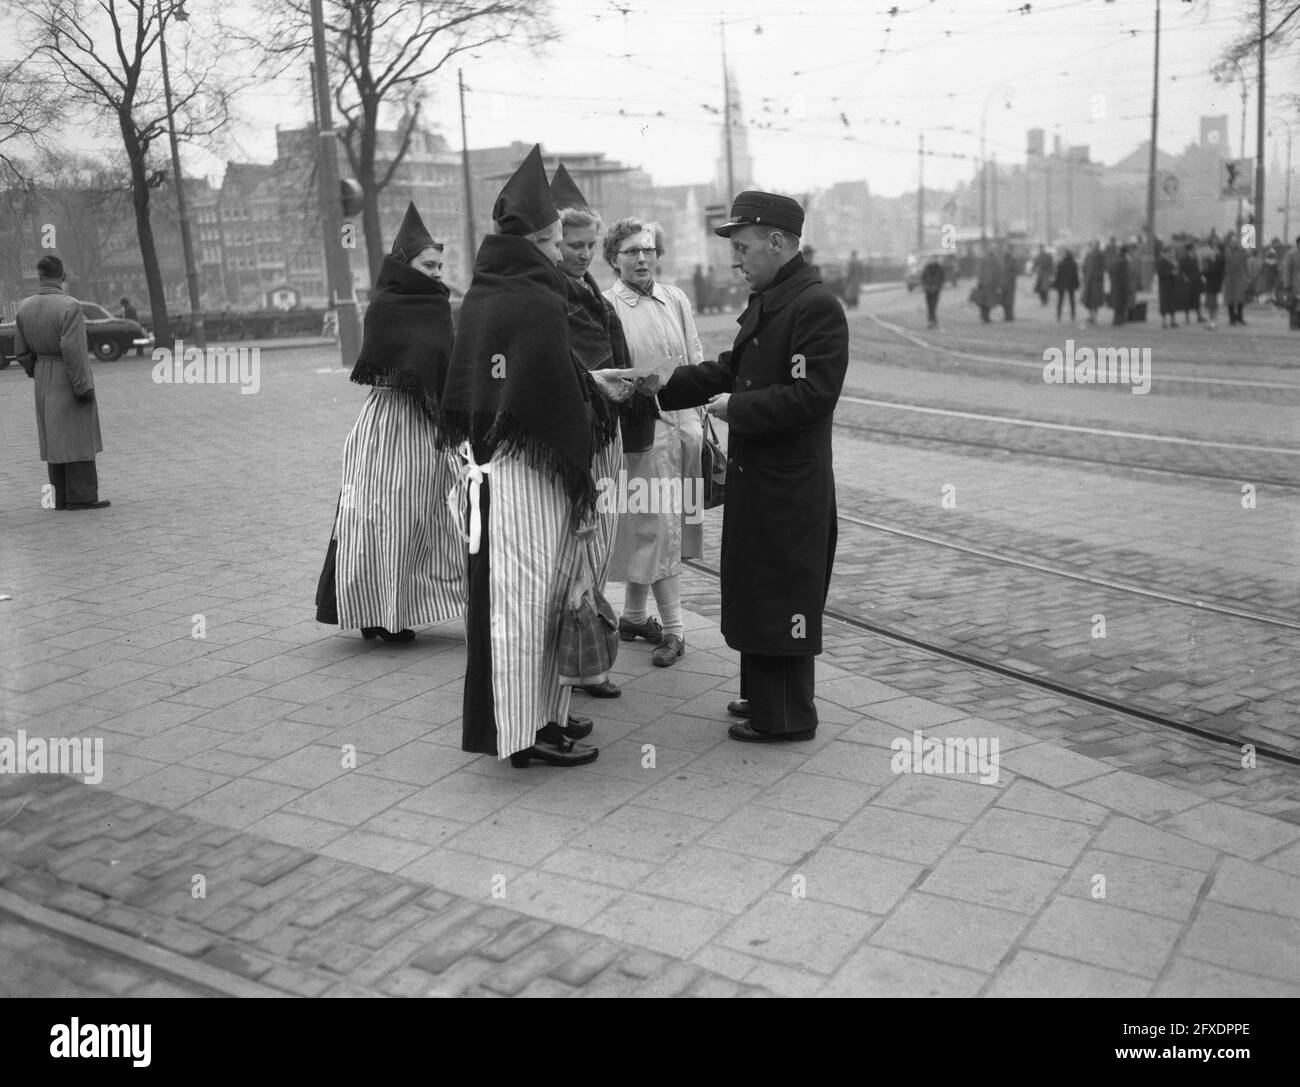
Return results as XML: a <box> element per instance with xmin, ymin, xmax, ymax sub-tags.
<box><xmin>14</xmin><ymin>255</ymin><xmax>109</xmax><ymax>510</ymax></box>
<box><xmin>642</xmin><ymin>191</ymin><xmax>848</xmax><ymax>743</ymax></box>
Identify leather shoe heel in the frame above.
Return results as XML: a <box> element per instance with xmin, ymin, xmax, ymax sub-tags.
<box><xmin>580</xmin><ymin>680</ymin><xmax>621</xmax><ymax>698</ymax></box>
<box><xmin>726</xmin><ymin>699</ymin><xmax>751</xmax><ymax>718</ymax></box>
<box><xmin>361</xmin><ymin>627</ymin><xmax>381</xmax><ymax>640</ymax></box>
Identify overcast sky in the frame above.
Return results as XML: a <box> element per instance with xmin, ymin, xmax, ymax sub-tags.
<box><xmin>31</xmin><ymin>0</ymin><xmax>1300</xmax><ymax>197</ymax></box>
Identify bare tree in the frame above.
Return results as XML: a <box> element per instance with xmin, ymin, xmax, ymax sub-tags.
<box><xmin>0</xmin><ymin>55</ymin><xmax>62</xmax><ymax>184</ymax></box>
<box><xmin>14</xmin><ymin>0</ymin><xmax>239</xmax><ymax>344</ymax></box>
<box><xmin>253</xmin><ymin>0</ymin><xmax>554</xmax><ymax>283</ymax></box>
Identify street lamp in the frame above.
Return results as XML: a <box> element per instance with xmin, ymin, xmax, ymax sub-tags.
<box><xmin>157</xmin><ymin>0</ymin><xmax>205</xmax><ymax>348</ymax></box>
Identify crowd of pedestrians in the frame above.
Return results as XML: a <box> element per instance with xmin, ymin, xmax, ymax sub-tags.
<box><xmin>965</xmin><ymin>230</ymin><xmax>1298</xmax><ymax>331</ymax></box>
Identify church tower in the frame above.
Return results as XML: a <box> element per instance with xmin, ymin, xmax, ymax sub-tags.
<box><xmin>716</xmin><ymin>66</ymin><xmax>755</xmax><ymax>197</ymax></box>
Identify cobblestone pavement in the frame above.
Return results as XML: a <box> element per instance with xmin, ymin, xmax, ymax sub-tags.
<box><xmin>2</xmin><ymin>326</ymin><xmax>1299</xmax><ymax>998</ymax></box>
<box><xmin>0</xmin><ymin>908</ymin><xmax>217</xmax><ymax>998</ymax></box>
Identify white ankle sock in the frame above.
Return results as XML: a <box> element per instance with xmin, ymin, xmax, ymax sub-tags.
<box><xmin>652</xmin><ymin>575</ymin><xmax>683</xmax><ymax>639</ymax></box>
<box><xmin>623</xmin><ymin>582</ymin><xmax>650</xmax><ymax>622</ymax></box>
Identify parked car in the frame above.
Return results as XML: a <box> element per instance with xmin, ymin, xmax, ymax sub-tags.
<box><xmin>0</xmin><ymin>301</ymin><xmax>153</xmax><ymax>368</ymax></box>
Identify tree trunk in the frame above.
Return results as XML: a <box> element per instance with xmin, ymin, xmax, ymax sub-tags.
<box><xmin>123</xmin><ymin>122</ymin><xmax>170</xmax><ymax>348</ymax></box>
<box><xmin>358</xmin><ymin>101</ymin><xmax>382</xmax><ymax>286</ymax></box>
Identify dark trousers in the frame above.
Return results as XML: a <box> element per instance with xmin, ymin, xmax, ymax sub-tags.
<box><xmin>1056</xmin><ymin>289</ymin><xmax>1076</xmax><ymax>321</ymax></box>
<box><xmin>924</xmin><ymin>289</ymin><xmax>939</xmax><ymax>323</ymax></box>
<box><xmin>1002</xmin><ymin>285</ymin><xmax>1015</xmax><ymax>320</ymax></box>
<box><xmin>48</xmin><ymin>460</ymin><xmax>98</xmax><ymax>508</ymax></box>
<box><xmin>461</xmin><ymin>477</ymin><xmax>499</xmax><ymax>756</ymax></box>
<box><xmin>740</xmin><ymin>652</ymin><xmax>817</xmax><ymax>735</ymax></box>
<box><xmin>1227</xmin><ymin>303</ymin><xmax>1245</xmax><ymax>324</ymax></box>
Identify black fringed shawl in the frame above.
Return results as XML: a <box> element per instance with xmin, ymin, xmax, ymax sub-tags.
<box><xmin>350</xmin><ymin>255</ymin><xmax>452</xmax><ymax>419</ymax></box>
<box><xmin>436</xmin><ymin>235</ymin><xmax>600</xmax><ymax>523</ymax></box>
<box><xmin>561</xmin><ymin>271</ymin><xmax>657</xmax><ymax>454</ymax></box>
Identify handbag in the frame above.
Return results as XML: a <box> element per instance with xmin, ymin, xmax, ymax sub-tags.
<box><xmin>701</xmin><ymin>413</ymin><xmax>726</xmax><ymax>509</ymax></box>
<box><xmin>556</xmin><ymin>528</ymin><xmax>620</xmax><ymax>686</ymax></box>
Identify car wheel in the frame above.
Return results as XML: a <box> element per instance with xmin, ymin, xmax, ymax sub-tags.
<box><xmin>93</xmin><ymin>339</ymin><xmax>123</xmax><ymax>362</ymax></box>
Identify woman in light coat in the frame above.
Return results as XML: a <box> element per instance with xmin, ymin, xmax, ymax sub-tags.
<box><xmin>603</xmin><ymin>218</ymin><xmax>705</xmax><ymax>668</ymax></box>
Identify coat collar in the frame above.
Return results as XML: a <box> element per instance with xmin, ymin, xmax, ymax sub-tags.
<box><xmin>610</xmin><ymin>277</ymin><xmax>668</xmax><ymax>308</ymax></box>
<box><xmin>36</xmin><ymin>282</ymin><xmax>66</xmax><ymax>295</ymax></box>
<box><xmin>735</xmin><ymin>254</ymin><xmax>816</xmax><ymax>341</ymax></box>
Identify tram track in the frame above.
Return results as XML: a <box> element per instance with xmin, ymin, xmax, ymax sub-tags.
<box><xmin>831</xmin><ymin>412</ymin><xmax>1300</xmax><ymax>492</ymax></box>
<box><xmin>831</xmin><ymin>510</ymin><xmax>1300</xmax><ymax>631</ymax></box>
<box><xmin>684</xmin><ymin>555</ymin><xmax>1300</xmax><ymax>769</ymax></box>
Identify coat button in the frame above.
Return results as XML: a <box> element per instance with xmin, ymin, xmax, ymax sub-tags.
<box><xmin>745</xmin><ymin>380</ymin><xmax>752</xmax><ymax>387</ymax></box>
<box><xmin>752</xmin><ymin>337</ymin><xmax>759</xmax><ymax>346</ymax></box>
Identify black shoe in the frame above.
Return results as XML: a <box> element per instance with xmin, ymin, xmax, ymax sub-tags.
<box><xmin>580</xmin><ymin>680</ymin><xmax>622</xmax><ymax>698</ymax></box>
<box><xmin>361</xmin><ymin>627</ymin><xmax>415</xmax><ymax>642</ymax></box>
<box><xmin>67</xmin><ymin>500</ymin><xmax>110</xmax><ymax>510</ymax></box>
<box><xmin>726</xmin><ymin>699</ymin><xmax>751</xmax><ymax>718</ymax></box>
<box><xmin>652</xmin><ymin>634</ymin><xmax>685</xmax><ymax>667</ymax></box>
<box><xmin>727</xmin><ymin>721</ymin><xmax>815</xmax><ymax>744</ymax></box>
<box><xmin>510</xmin><ymin>725</ymin><xmax>598</xmax><ymax>767</ymax></box>
<box><xmin>563</xmin><ymin>714</ymin><xmax>593</xmax><ymax>741</ymax></box>
<box><xmin>619</xmin><ymin>615</ymin><xmax>663</xmax><ymax>643</ymax></box>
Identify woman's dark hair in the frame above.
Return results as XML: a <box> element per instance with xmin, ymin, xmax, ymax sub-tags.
<box><xmin>603</xmin><ymin>218</ymin><xmax>665</xmax><ymax>269</ymax></box>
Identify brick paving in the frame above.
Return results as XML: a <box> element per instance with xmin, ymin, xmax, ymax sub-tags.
<box><xmin>2</xmin><ymin>306</ymin><xmax>1299</xmax><ymax>997</ymax></box>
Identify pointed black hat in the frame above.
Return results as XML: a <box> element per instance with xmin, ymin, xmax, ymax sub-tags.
<box><xmin>549</xmin><ymin>163</ymin><xmax>589</xmax><ymax>213</ymax></box>
<box><xmin>492</xmin><ymin>144</ymin><xmax>558</xmax><ymax>237</ymax></box>
<box><xmin>391</xmin><ymin>202</ymin><xmax>439</xmax><ymax>261</ymax></box>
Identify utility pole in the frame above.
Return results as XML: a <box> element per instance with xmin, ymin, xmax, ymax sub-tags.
<box><xmin>721</xmin><ymin>20</ymin><xmax>735</xmax><ymax>198</ymax></box>
<box><xmin>157</xmin><ymin>0</ymin><xmax>204</xmax><ymax>348</ymax></box>
<box><xmin>1237</xmin><ymin>65</ymin><xmax>1249</xmax><ymax>230</ymax></box>
<box><xmin>458</xmin><ymin>70</ymin><xmax>477</xmax><ymax>283</ymax></box>
<box><xmin>310</xmin><ymin>0</ymin><xmax>361</xmax><ymax>365</ymax></box>
<box><xmin>917</xmin><ymin>133</ymin><xmax>924</xmax><ymax>252</ymax></box>
<box><xmin>1145</xmin><ymin>0</ymin><xmax>1160</xmax><ymax>292</ymax></box>
<box><xmin>1255</xmin><ymin>0</ymin><xmax>1266</xmax><ymax>248</ymax></box>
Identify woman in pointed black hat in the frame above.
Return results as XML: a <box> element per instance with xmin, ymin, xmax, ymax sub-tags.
<box><xmin>438</xmin><ymin>145</ymin><xmax>632</xmax><ymax>768</ymax></box>
<box><xmin>315</xmin><ymin>203</ymin><xmax>464</xmax><ymax>641</ymax></box>
<box><xmin>549</xmin><ymin>163</ymin><xmax>655</xmax><ymax>701</ymax></box>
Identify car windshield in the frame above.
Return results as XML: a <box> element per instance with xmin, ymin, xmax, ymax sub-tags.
<box><xmin>81</xmin><ymin>303</ymin><xmax>112</xmax><ymax>320</ymax></box>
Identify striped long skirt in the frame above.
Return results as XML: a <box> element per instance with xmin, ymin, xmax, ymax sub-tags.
<box><xmin>334</xmin><ymin>387</ymin><xmax>465</xmax><ymax>632</ymax></box>
<box><xmin>591</xmin><ymin>436</ymin><xmax>621</xmax><ymax>591</ymax></box>
<box><xmin>460</xmin><ymin>452</ymin><xmax>581</xmax><ymax>759</ymax></box>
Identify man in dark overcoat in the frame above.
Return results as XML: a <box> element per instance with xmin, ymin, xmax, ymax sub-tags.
<box><xmin>13</xmin><ymin>255</ymin><xmax>109</xmax><ymax>510</ymax></box>
<box><xmin>640</xmin><ymin>192</ymin><xmax>848</xmax><ymax>742</ymax></box>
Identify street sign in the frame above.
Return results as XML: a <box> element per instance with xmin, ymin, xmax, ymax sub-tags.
<box><xmin>1222</xmin><ymin>158</ymin><xmax>1254</xmax><ymax>198</ymax></box>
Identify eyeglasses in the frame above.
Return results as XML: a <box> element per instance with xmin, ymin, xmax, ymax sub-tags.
<box><xmin>618</xmin><ymin>247</ymin><xmax>658</xmax><ymax>259</ymax></box>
